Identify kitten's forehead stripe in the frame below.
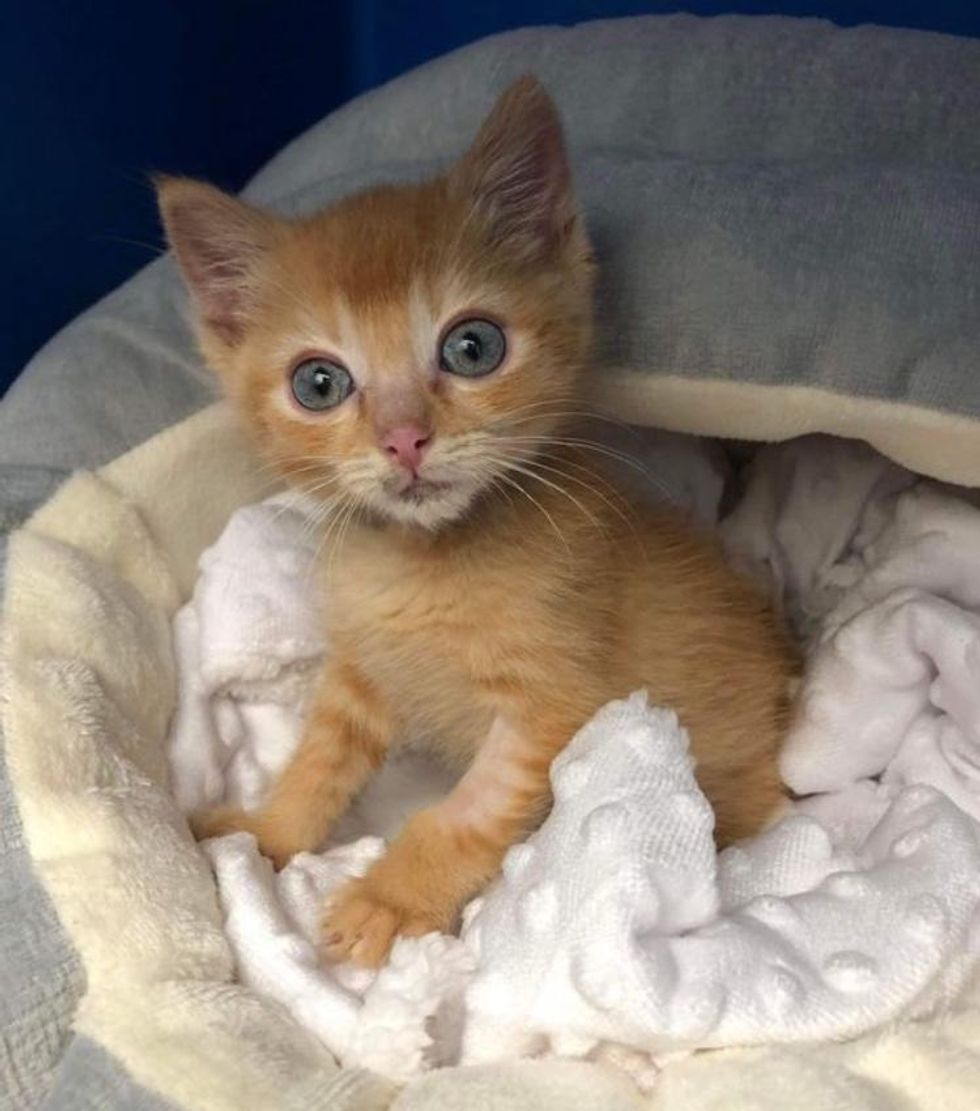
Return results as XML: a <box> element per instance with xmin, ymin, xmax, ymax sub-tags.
<box><xmin>303</xmin><ymin>182</ymin><xmax>457</xmax><ymax>311</ymax></box>
<box><xmin>407</xmin><ymin>281</ymin><xmax>433</xmax><ymax>372</ymax></box>
<box><xmin>334</xmin><ymin>298</ymin><xmax>374</xmax><ymax>387</ymax></box>
<box><xmin>365</xmin><ymin>383</ymin><xmax>433</xmax><ymax>438</ymax></box>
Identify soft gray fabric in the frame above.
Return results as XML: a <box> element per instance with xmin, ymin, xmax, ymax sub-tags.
<box><xmin>0</xmin><ymin>723</ymin><xmax>85</xmax><ymax>1110</ymax></box>
<box><xmin>0</xmin><ymin>467</ymin><xmax>70</xmax><ymax>541</ymax></box>
<box><xmin>0</xmin><ymin>261</ymin><xmax>215</xmax><ymax>473</ymax></box>
<box><xmin>1</xmin><ymin>473</ymin><xmax>87</xmax><ymax>1110</ymax></box>
<box><xmin>37</xmin><ymin>1038</ymin><xmax>179</xmax><ymax>1111</ymax></box>
<box><xmin>2</xmin><ymin>14</ymin><xmax>979</xmax><ymax>479</ymax></box>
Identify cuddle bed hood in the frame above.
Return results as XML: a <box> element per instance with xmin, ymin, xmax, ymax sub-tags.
<box><xmin>3</xmin><ymin>14</ymin><xmax>980</xmax><ymax>1111</ymax></box>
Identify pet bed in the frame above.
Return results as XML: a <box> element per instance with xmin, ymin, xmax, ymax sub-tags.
<box><xmin>3</xmin><ymin>14</ymin><xmax>980</xmax><ymax>1111</ymax></box>
<box><xmin>168</xmin><ymin>431</ymin><xmax>980</xmax><ymax>1084</ymax></box>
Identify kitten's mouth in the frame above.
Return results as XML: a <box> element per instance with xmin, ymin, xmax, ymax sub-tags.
<box><xmin>393</xmin><ymin>477</ymin><xmax>452</xmax><ymax>504</ymax></box>
<box><xmin>372</xmin><ymin>469</ymin><xmax>480</xmax><ymax>528</ymax></box>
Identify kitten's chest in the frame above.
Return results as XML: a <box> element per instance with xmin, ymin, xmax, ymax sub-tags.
<box><xmin>332</xmin><ymin>540</ymin><xmax>503</xmax><ymax>640</ymax></box>
<box><xmin>327</xmin><ymin>532</ymin><xmax>520</xmax><ymax>742</ymax></box>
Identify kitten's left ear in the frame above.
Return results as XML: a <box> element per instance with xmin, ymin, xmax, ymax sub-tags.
<box><xmin>450</xmin><ymin>75</ymin><xmax>580</xmax><ymax>259</ymax></box>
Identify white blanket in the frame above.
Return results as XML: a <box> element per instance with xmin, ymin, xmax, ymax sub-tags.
<box><xmin>168</xmin><ymin>434</ymin><xmax>980</xmax><ymax>1084</ymax></box>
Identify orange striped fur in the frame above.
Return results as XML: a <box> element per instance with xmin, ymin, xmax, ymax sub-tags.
<box><xmin>160</xmin><ymin>77</ymin><xmax>799</xmax><ymax>967</ymax></box>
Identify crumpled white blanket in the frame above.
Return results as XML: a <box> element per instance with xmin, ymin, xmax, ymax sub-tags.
<box><xmin>168</xmin><ymin>433</ymin><xmax>980</xmax><ymax>1084</ymax></box>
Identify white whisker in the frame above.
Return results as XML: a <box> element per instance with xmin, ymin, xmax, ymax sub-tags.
<box><xmin>495</xmin><ymin>471</ymin><xmax>572</xmax><ymax>557</ymax></box>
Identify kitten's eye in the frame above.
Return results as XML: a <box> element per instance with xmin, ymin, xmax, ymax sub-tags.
<box><xmin>439</xmin><ymin>319</ymin><xmax>506</xmax><ymax>378</ymax></box>
<box><xmin>290</xmin><ymin>358</ymin><xmax>354</xmax><ymax>411</ymax></box>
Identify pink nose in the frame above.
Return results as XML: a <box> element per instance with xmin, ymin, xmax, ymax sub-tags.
<box><xmin>382</xmin><ymin>424</ymin><xmax>432</xmax><ymax>474</ymax></box>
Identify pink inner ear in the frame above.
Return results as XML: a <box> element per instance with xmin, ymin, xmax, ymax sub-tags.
<box><xmin>174</xmin><ymin>211</ymin><xmax>250</xmax><ymax>339</ymax></box>
<box><xmin>455</xmin><ymin>76</ymin><xmax>574</xmax><ymax>256</ymax></box>
<box><xmin>160</xmin><ymin>184</ymin><xmax>271</xmax><ymax>345</ymax></box>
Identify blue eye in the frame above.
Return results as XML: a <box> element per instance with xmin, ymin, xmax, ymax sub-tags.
<box><xmin>290</xmin><ymin>358</ymin><xmax>354</xmax><ymax>411</ymax></box>
<box><xmin>439</xmin><ymin>319</ymin><xmax>506</xmax><ymax>378</ymax></box>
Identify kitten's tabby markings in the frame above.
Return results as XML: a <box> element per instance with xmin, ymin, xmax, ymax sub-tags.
<box><xmin>162</xmin><ymin>77</ymin><xmax>798</xmax><ymax>968</ymax></box>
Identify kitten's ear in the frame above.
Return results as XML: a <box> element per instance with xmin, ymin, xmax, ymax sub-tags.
<box><xmin>450</xmin><ymin>75</ymin><xmax>577</xmax><ymax>258</ymax></box>
<box><xmin>155</xmin><ymin>176</ymin><xmax>275</xmax><ymax>345</ymax></box>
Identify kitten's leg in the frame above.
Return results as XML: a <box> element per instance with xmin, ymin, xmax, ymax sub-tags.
<box><xmin>190</xmin><ymin>658</ymin><xmax>392</xmax><ymax>869</ymax></box>
<box><xmin>322</xmin><ymin>714</ymin><xmax>559</xmax><ymax>967</ymax></box>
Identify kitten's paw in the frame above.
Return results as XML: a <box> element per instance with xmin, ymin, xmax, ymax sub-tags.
<box><xmin>320</xmin><ymin>879</ymin><xmax>442</xmax><ymax>968</ymax></box>
<box><xmin>188</xmin><ymin>806</ymin><xmax>302</xmax><ymax>871</ymax></box>
<box><xmin>188</xmin><ymin>804</ymin><xmax>255</xmax><ymax>842</ymax></box>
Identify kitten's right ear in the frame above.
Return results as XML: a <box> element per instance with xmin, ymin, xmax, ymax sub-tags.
<box><xmin>155</xmin><ymin>176</ymin><xmax>275</xmax><ymax>346</ymax></box>
<box><xmin>450</xmin><ymin>75</ymin><xmax>577</xmax><ymax>260</ymax></box>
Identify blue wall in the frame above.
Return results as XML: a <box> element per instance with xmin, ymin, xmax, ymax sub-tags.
<box><xmin>2</xmin><ymin>1</ymin><xmax>977</xmax><ymax>392</ymax></box>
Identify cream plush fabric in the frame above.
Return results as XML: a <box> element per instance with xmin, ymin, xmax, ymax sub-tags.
<box><xmin>3</xmin><ymin>401</ymin><xmax>980</xmax><ymax>1110</ymax></box>
<box><xmin>1</xmin><ymin>406</ymin><xmax>393</xmax><ymax>1111</ymax></box>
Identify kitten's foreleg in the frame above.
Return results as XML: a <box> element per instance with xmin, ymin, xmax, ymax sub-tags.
<box><xmin>321</xmin><ymin>713</ymin><xmax>562</xmax><ymax>967</ymax></box>
<box><xmin>189</xmin><ymin>657</ymin><xmax>392</xmax><ymax>869</ymax></box>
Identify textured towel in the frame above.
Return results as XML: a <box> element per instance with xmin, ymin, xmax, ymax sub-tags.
<box><xmin>462</xmin><ymin>696</ymin><xmax>980</xmax><ymax>1065</ymax></box>
<box><xmin>721</xmin><ymin>440</ymin><xmax>980</xmax><ymax>824</ymax></box>
<box><xmin>167</xmin><ymin>493</ymin><xmax>325</xmax><ymax>814</ymax></box>
<box><xmin>169</xmin><ymin>433</ymin><xmax>980</xmax><ymax>1083</ymax></box>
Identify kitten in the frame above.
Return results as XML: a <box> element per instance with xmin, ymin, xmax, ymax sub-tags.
<box><xmin>158</xmin><ymin>76</ymin><xmax>798</xmax><ymax>968</ymax></box>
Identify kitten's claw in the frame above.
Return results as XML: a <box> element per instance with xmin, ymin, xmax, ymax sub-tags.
<box><xmin>320</xmin><ymin>879</ymin><xmax>440</xmax><ymax>968</ymax></box>
<box><xmin>188</xmin><ymin>805</ymin><xmax>300</xmax><ymax>871</ymax></box>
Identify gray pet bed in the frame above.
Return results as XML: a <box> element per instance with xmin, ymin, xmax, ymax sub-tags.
<box><xmin>2</xmin><ymin>15</ymin><xmax>980</xmax><ymax>1110</ymax></box>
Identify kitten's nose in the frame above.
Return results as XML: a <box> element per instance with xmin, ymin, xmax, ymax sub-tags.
<box><xmin>382</xmin><ymin>424</ymin><xmax>432</xmax><ymax>474</ymax></box>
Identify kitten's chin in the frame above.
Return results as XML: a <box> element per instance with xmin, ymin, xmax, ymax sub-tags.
<box><xmin>372</xmin><ymin>479</ymin><xmax>482</xmax><ymax>530</ymax></box>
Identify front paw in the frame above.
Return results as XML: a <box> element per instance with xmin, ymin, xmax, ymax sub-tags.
<box><xmin>188</xmin><ymin>805</ymin><xmax>303</xmax><ymax>871</ymax></box>
<box><xmin>320</xmin><ymin>878</ymin><xmax>444</xmax><ymax>968</ymax></box>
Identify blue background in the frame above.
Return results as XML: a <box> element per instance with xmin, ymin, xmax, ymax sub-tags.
<box><xmin>2</xmin><ymin>1</ymin><xmax>977</xmax><ymax>392</ymax></box>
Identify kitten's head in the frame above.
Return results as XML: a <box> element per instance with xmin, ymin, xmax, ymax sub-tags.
<box><xmin>158</xmin><ymin>77</ymin><xmax>594</xmax><ymax>529</ymax></box>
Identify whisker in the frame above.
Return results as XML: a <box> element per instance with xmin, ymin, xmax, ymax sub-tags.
<box><xmin>490</xmin><ymin>394</ymin><xmax>582</xmax><ymax>420</ymax></box>
<box><xmin>487</xmin><ymin>476</ymin><xmax>517</xmax><ymax>513</ymax></box>
<box><xmin>533</xmin><ymin>450</ymin><xmax>641</xmax><ymax>512</ymax></box>
<box><xmin>325</xmin><ymin>497</ymin><xmax>362</xmax><ymax>588</ymax></box>
<box><xmin>95</xmin><ymin>234</ymin><xmax>168</xmax><ymax>258</ymax></box>
<box><xmin>501</xmin><ymin>408</ymin><xmax>639</xmax><ymax>435</ymax></box>
<box><xmin>299</xmin><ymin>489</ymin><xmax>349</xmax><ymax>548</ymax></box>
<box><xmin>496</xmin><ymin>459</ymin><xmax>607</xmax><ymax>537</ymax></box>
<box><xmin>264</xmin><ymin>486</ymin><xmax>322</xmax><ymax>530</ymax></box>
<box><xmin>305</xmin><ymin>497</ymin><xmax>353</xmax><ymax>588</ymax></box>
<box><xmin>522</xmin><ymin>454</ymin><xmax>645</xmax><ymax>551</ymax></box>
<box><xmin>492</xmin><ymin>435</ymin><xmax>678</xmax><ymax>507</ymax></box>
<box><xmin>494</xmin><ymin>471</ymin><xmax>572</xmax><ymax>558</ymax></box>
<box><xmin>489</xmin><ymin>395</ymin><xmax>642</xmax><ymax>437</ymax></box>
<box><xmin>267</xmin><ymin>475</ymin><xmax>344</xmax><ymax>533</ymax></box>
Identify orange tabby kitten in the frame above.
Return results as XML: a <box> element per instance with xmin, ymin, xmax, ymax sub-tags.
<box><xmin>158</xmin><ymin>76</ymin><xmax>798</xmax><ymax>968</ymax></box>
